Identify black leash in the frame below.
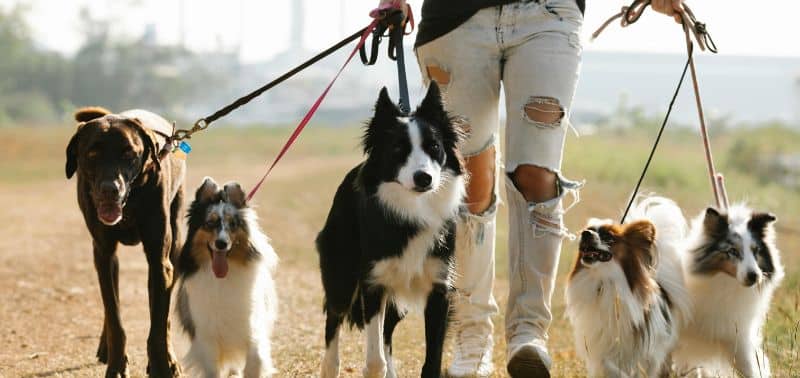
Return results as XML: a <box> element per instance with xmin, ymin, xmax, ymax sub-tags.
<box><xmin>174</xmin><ymin>5</ymin><xmax>414</xmax><ymax>143</ymax></box>
<box><xmin>392</xmin><ymin>24</ymin><xmax>411</xmax><ymax>114</ymax></box>
<box><xmin>593</xmin><ymin>0</ymin><xmax>721</xmax><ymax>223</ymax></box>
<box><xmin>169</xmin><ymin>27</ymin><xmax>368</xmax><ymax>143</ymax></box>
<box><xmin>360</xmin><ymin>7</ymin><xmax>413</xmax><ymax>115</ymax></box>
<box><xmin>620</xmin><ymin>57</ymin><xmax>690</xmax><ymax>224</ymax></box>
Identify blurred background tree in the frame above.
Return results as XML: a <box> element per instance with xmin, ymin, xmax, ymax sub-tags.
<box><xmin>0</xmin><ymin>4</ymin><xmax>219</xmax><ymax>126</ymax></box>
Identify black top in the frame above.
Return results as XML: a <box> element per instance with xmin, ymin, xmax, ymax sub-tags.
<box><xmin>415</xmin><ymin>0</ymin><xmax>586</xmax><ymax>48</ymax></box>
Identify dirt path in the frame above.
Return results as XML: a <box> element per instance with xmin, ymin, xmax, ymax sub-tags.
<box><xmin>0</xmin><ymin>158</ymin><xmax>536</xmax><ymax>377</ymax></box>
<box><xmin>3</xmin><ymin>133</ymin><xmax>795</xmax><ymax>376</ymax></box>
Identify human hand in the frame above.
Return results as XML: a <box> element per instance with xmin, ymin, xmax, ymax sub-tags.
<box><xmin>651</xmin><ymin>0</ymin><xmax>684</xmax><ymax>24</ymax></box>
<box><xmin>377</xmin><ymin>0</ymin><xmax>408</xmax><ymax>20</ymax></box>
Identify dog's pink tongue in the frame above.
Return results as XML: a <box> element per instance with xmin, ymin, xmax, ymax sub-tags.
<box><xmin>212</xmin><ymin>250</ymin><xmax>228</xmax><ymax>278</ymax></box>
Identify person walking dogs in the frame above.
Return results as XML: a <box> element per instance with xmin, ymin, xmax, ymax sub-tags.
<box><xmin>377</xmin><ymin>0</ymin><xmax>686</xmax><ymax>376</ymax></box>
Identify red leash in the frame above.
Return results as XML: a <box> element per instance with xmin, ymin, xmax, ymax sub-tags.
<box><xmin>246</xmin><ymin>3</ymin><xmax>412</xmax><ymax>202</ymax></box>
<box><xmin>245</xmin><ymin>21</ymin><xmax>377</xmax><ymax>201</ymax></box>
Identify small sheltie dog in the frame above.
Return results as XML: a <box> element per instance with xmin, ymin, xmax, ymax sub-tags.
<box><xmin>316</xmin><ymin>82</ymin><xmax>465</xmax><ymax>378</ymax></box>
<box><xmin>566</xmin><ymin>197</ymin><xmax>692</xmax><ymax>377</ymax></box>
<box><xmin>176</xmin><ymin>177</ymin><xmax>278</xmax><ymax>377</ymax></box>
<box><xmin>673</xmin><ymin>204</ymin><xmax>783</xmax><ymax>377</ymax></box>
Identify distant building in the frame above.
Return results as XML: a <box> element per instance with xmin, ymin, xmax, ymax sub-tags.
<box><xmin>794</xmin><ymin>73</ymin><xmax>800</xmax><ymax>126</ymax></box>
<box><xmin>290</xmin><ymin>0</ymin><xmax>305</xmax><ymax>51</ymax></box>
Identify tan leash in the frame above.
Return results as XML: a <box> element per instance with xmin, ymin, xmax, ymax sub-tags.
<box><xmin>594</xmin><ymin>0</ymin><xmax>729</xmax><ymax>213</ymax></box>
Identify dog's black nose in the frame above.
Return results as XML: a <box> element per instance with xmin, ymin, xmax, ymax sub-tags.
<box><xmin>579</xmin><ymin>230</ymin><xmax>597</xmax><ymax>249</ymax></box>
<box><xmin>215</xmin><ymin>240</ymin><xmax>229</xmax><ymax>250</ymax></box>
<box><xmin>413</xmin><ymin>171</ymin><xmax>432</xmax><ymax>189</ymax></box>
<box><xmin>99</xmin><ymin>181</ymin><xmax>118</xmax><ymax>198</ymax></box>
<box><xmin>745</xmin><ymin>271</ymin><xmax>759</xmax><ymax>286</ymax></box>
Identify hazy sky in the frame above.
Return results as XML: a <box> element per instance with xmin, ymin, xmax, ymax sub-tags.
<box><xmin>3</xmin><ymin>0</ymin><xmax>799</xmax><ymax>62</ymax></box>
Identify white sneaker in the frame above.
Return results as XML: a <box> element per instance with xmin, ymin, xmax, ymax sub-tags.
<box><xmin>506</xmin><ymin>339</ymin><xmax>551</xmax><ymax>378</ymax></box>
<box><xmin>447</xmin><ymin>327</ymin><xmax>494</xmax><ymax>378</ymax></box>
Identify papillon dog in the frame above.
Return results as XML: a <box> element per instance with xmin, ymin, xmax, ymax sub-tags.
<box><xmin>566</xmin><ymin>197</ymin><xmax>692</xmax><ymax>377</ymax></box>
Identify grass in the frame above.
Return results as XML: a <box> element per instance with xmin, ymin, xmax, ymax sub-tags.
<box><xmin>0</xmin><ymin>122</ymin><xmax>797</xmax><ymax>377</ymax></box>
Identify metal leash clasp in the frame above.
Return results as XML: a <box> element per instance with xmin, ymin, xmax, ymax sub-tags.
<box><xmin>172</xmin><ymin>118</ymin><xmax>208</xmax><ymax>142</ymax></box>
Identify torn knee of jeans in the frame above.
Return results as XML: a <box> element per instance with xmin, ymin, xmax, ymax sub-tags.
<box><xmin>526</xmin><ymin>170</ymin><xmax>585</xmax><ymax>239</ymax></box>
<box><xmin>426</xmin><ymin>65</ymin><xmax>451</xmax><ymax>88</ymax></box>
<box><xmin>522</xmin><ymin>96</ymin><xmax>564</xmax><ymax>129</ymax></box>
<box><xmin>460</xmin><ymin>193</ymin><xmax>498</xmax><ymax>246</ymax></box>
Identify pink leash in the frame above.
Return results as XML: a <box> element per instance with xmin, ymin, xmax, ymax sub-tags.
<box><xmin>245</xmin><ymin>22</ymin><xmax>379</xmax><ymax>202</ymax></box>
<box><xmin>246</xmin><ymin>2</ymin><xmax>413</xmax><ymax>202</ymax></box>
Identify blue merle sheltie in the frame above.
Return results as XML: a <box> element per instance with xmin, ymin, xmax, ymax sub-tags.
<box><xmin>176</xmin><ymin>177</ymin><xmax>278</xmax><ymax>377</ymax></box>
<box><xmin>673</xmin><ymin>204</ymin><xmax>783</xmax><ymax>377</ymax></box>
<box><xmin>316</xmin><ymin>82</ymin><xmax>466</xmax><ymax>378</ymax></box>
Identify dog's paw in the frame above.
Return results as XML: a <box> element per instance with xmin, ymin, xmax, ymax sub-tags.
<box><xmin>96</xmin><ymin>340</ymin><xmax>108</xmax><ymax>364</ymax></box>
<box><xmin>146</xmin><ymin>357</ymin><xmax>182</xmax><ymax>378</ymax></box>
<box><xmin>363</xmin><ymin>360</ymin><xmax>387</xmax><ymax>378</ymax></box>
<box><xmin>320</xmin><ymin>362</ymin><xmax>339</xmax><ymax>378</ymax></box>
<box><xmin>105</xmin><ymin>354</ymin><xmax>128</xmax><ymax>378</ymax></box>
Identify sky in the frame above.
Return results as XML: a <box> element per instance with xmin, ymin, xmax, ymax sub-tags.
<box><xmin>3</xmin><ymin>0</ymin><xmax>800</xmax><ymax>62</ymax></box>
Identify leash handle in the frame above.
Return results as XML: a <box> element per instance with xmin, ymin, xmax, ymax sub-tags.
<box><xmin>592</xmin><ymin>0</ymin><xmax>716</xmax><ymax>53</ymax></box>
<box><xmin>361</xmin><ymin>2</ymin><xmax>414</xmax><ymax>115</ymax></box>
<box><xmin>360</xmin><ymin>3</ymin><xmax>414</xmax><ymax>65</ymax></box>
<box><xmin>246</xmin><ymin>20</ymin><xmax>381</xmax><ymax>202</ymax></box>
<box><xmin>594</xmin><ymin>1</ymin><xmax>727</xmax><ymax>218</ymax></box>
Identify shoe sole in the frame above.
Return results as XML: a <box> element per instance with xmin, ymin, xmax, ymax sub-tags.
<box><xmin>507</xmin><ymin>347</ymin><xmax>550</xmax><ymax>378</ymax></box>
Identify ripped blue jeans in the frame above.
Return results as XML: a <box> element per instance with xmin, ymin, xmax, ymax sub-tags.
<box><xmin>415</xmin><ymin>0</ymin><xmax>583</xmax><ymax>351</ymax></box>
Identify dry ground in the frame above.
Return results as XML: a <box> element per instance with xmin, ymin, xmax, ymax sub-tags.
<box><xmin>1</xmin><ymin>125</ymin><xmax>797</xmax><ymax>377</ymax></box>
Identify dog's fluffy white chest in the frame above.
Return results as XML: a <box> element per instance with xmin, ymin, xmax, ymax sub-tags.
<box><xmin>566</xmin><ymin>263</ymin><xmax>677</xmax><ymax>376</ymax></box>
<box><xmin>369</xmin><ymin>175</ymin><xmax>464</xmax><ymax>312</ymax></box>
<box><xmin>182</xmin><ymin>261</ymin><xmax>275</xmax><ymax>364</ymax></box>
<box><xmin>685</xmin><ymin>273</ymin><xmax>773</xmax><ymax>338</ymax></box>
<box><xmin>370</xmin><ymin>228</ymin><xmax>450</xmax><ymax>312</ymax></box>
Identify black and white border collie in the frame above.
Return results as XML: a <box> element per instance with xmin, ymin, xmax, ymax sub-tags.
<box><xmin>176</xmin><ymin>177</ymin><xmax>278</xmax><ymax>377</ymax></box>
<box><xmin>317</xmin><ymin>82</ymin><xmax>465</xmax><ymax>378</ymax></box>
<box><xmin>674</xmin><ymin>204</ymin><xmax>783</xmax><ymax>377</ymax></box>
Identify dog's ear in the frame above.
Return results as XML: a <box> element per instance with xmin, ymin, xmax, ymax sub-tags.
<box><xmin>223</xmin><ymin>182</ymin><xmax>247</xmax><ymax>208</ymax></box>
<box><xmin>196</xmin><ymin>177</ymin><xmax>220</xmax><ymax>202</ymax></box>
<box><xmin>415</xmin><ymin>82</ymin><xmax>464</xmax><ymax>147</ymax></box>
<box><xmin>65</xmin><ymin>121</ymin><xmax>95</xmax><ymax>179</ymax></box>
<box><xmin>748</xmin><ymin>212</ymin><xmax>777</xmax><ymax>237</ymax></box>
<box><xmin>374</xmin><ymin>87</ymin><xmax>400</xmax><ymax>120</ymax></box>
<box><xmin>65</xmin><ymin>125</ymin><xmax>83</xmax><ymax>179</ymax></box>
<box><xmin>703</xmin><ymin>207</ymin><xmax>728</xmax><ymax>239</ymax></box>
<box><xmin>624</xmin><ymin>220</ymin><xmax>657</xmax><ymax>268</ymax></box>
<box><xmin>74</xmin><ymin>106</ymin><xmax>110</xmax><ymax>123</ymax></box>
<box><xmin>126</xmin><ymin>118</ymin><xmax>161</xmax><ymax>173</ymax></box>
<box><xmin>363</xmin><ymin>87</ymin><xmax>401</xmax><ymax>154</ymax></box>
<box><xmin>415</xmin><ymin>81</ymin><xmax>447</xmax><ymax>125</ymax></box>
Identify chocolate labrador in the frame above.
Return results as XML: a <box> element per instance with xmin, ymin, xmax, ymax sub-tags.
<box><xmin>66</xmin><ymin>107</ymin><xmax>185</xmax><ymax>377</ymax></box>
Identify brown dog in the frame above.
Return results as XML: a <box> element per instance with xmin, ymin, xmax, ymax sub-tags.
<box><xmin>66</xmin><ymin>107</ymin><xmax>185</xmax><ymax>377</ymax></box>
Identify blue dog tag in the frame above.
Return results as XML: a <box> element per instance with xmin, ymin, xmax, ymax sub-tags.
<box><xmin>179</xmin><ymin>141</ymin><xmax>192</xmax><ymax>154</ymax></box>
<box><xmin>173</xmin><ymin>141</ymin><xmax>191</xmax><ymax>160</ymax></box>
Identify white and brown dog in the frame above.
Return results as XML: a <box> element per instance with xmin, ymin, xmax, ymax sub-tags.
<box><xmin>566</xmin><ymin>197</ymin><xmax>692</xmax><ymax>377</ymax></box>
<box><xmin>176</xmin><ymin>177</ymin><xmax>278</xmax><ymax>377</ymax></box>
<box><xmin>673</xmin><ymin>204</ymin><xmax>783</xmax><ymax>377</ymax></box>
